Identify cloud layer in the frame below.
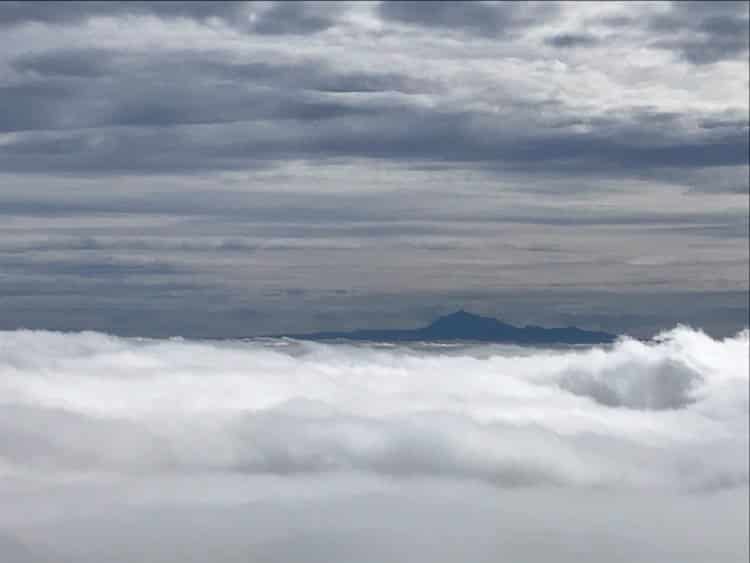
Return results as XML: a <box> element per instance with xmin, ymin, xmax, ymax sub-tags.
<box><xmin>1</xmin><ymin>326</ymin><xmax>747</xmax><ymax>488</ymax></box>
<box><xmin>0</xmin><ymin>328</ymin><xmax>747</xmax><ymax>561</ymax></box>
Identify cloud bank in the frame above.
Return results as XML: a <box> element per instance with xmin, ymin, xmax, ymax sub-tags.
<box><xmin>1</xmin><ymin>327</ymin><xmax>746</xmax><ymax>486</ymax></box>
<box><xmin>0</xmin><ymin>328</ymin><xmax>747</xmax><ymax>561</ymax></box>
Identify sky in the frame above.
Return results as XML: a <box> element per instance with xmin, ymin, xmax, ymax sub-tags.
<box><xmin>0</xmin><ymin>1</ymin><xmax>748</xmax><ymax>337</ymax></box>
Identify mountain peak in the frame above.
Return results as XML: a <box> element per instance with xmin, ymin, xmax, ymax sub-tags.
<box><xmin>439</xmin><ymin>309</ymin><xmax>477</xmax><ymax>320</ymax></box>
<box><xmin>425</xmin><ymin>310</ymin><xmax>510</xmax><ymax>335</ymax></box>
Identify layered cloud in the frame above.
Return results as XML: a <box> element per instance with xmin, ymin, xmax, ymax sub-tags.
<box><xmin>0</xmin><ymin>1</ymin><xmax>747</xmax><ymax>336</ymax></box>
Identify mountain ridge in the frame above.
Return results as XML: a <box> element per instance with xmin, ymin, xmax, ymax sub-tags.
<box><xmin>279</xmin><ymin>310</ymin><xmax>616</xmax><ymax>345</ymax></box>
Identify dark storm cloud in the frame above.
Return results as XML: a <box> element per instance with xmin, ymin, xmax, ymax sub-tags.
<box><xmin>378</xmin><ymin>1</ymin><xmax>557</xmax><ymax>37</ymax></box>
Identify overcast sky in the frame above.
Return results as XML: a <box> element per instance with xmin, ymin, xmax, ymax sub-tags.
<box><xmin>0</xmin><ymin>1</ymin><xmax>748</xmax><ymax>337</ymax></box>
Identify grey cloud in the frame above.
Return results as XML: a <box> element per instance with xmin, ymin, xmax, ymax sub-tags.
<box><xmin>11</xmin><ymin>47</ymin><xmax>419</xmax><ymax>95</ymax></box>
<box><xmin>0</xmin><ymin>81</ymin><xmax>76</xmax><ymax>132</ymax></box>
<box><xmin>250</xmin><ymin>1</ymin><xmax>338</xmax><ymax>35</ymax></box>
<box><xmin>587</xmin><ymin>2</ymin><xmax>749</xmax><ymax>64</ymax></box>
<box><xmin>0</xmin><ymin>279</ymin><xmax>209</xmax><ymax>304</ymax></box>
<box><xmin>305</xmin><ymin>110</ymin><xmax>748</xmax><ymax>175</ymax></box>
<box><xmin>0</xmin><ymin>1</ymin><xmax>246</xmax><ymax>27</ymax></box>
<box><xmin>378</xmin><ymin>1</ymin><xmax>557</xmax><ymax>37</ymax></box>
<box><xmin>0</xmin><ymin>183</ymin><xmax>746</xmax><ymax>232</ymax></box>
<box><xmin>0</xmin><ymin>535</ymin><xmax>53</xmax><ymax>563</ymax></box>
<box><xmin>3</xmin><ymin>487</ymin><xmax>748</xmax><ymax>563</ymax></box>
<box><xmin>646</xmin><ymin>163</ymin><xmax>750</xmax><ymax>195</ymax></box>
<box><xmin>0</xmin><ymin>235</ymin><xmax>374</xmax><ymax>256</ymax></box>
<box><xmin>1</xmin><ymin>43</ymin><xmax>745</xmax><ymax>189</ymax></box>
<box><xmin>5</xmin><ymin>105</ymin><xmax>741</xmax><ymax>181</ymax></box>
<box><xmin>672</xmin><ymin>221</ymin><xmax>749</xmax><ymax>240</ymax></box>
<box><xmin>646</xmin><ymin>1</ymin><xmax>748</xmax><ymax>64</ymax></box>
<box><xmin>0</xmin><ymin>1</ymin><xmax>111</xmax><ymax>26</ymax></box>
<box><xmin>545</xmin><ymin>33</ymin><xmax>599</xmax><ymax>48</ymax></box>
<box><xmin>0</xmin><ymin>255</ymin><xmax>182</xmax><ymax>278</ymax></box>
<box><xmin>3</xmin><ymin>49</ymin><xmax>402</xmax><ymax>132</ymax></box>
<box><xmin>11</xmin><ymin>48</ymin><xmax>114</xmax><ymax>77</ymax></box>
<box><xmin>105</xmin><ymin>93</ymin><xmax>372</xmax><ymax>128</ymax></box>
<box><xmin>0</xmin><ymin>1</ymin><xmax>340</xmax><ymax>35</ymax></box>
<box><xmin>560</xmin><ymin>359</ymin><xmax>701</xmax><ymax>410</ymax></box>
<box><xmin>212</xmin><ymin>60</ymin><xmax>420</xmax><ymax>94</ymax></box>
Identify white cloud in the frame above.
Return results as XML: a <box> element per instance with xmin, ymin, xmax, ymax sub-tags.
<box><xmin>0</xmin><ymin>327</ymin><xmax>746</xmax><ymax>487</ymax></box>
<box><xmin>0</xmin><ymin>328</ymin><xmax>747</xmax><ymax>561</ymax></box>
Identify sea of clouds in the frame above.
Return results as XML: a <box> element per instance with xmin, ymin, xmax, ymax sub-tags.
<box><xmin>0</xmin><ymin>327</ymin><xmax>747</xmax><ymax>562</ymax></box>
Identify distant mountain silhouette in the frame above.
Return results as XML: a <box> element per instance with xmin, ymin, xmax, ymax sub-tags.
<box><xmin>282</xmin><ymin>310</ymin><xmax>616</xmax><ymax>345</ymax></box>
